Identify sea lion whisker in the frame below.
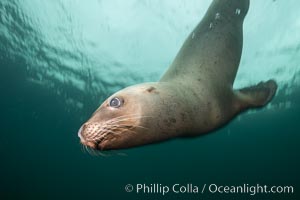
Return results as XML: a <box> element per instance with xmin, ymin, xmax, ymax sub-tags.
<box><xmin>84</xmin><ymin>145</ymin><xmax>90</xmax><ymax>155</ymax></box>
<box><xmin>103</xmin><ymin>115</ymin><xmax>138</xmax><ymax>124</ymax></box>
<box><xmin>91</xmin><ymin>123</ymin><xmax>147</xmax><ymax>141</ymax></box>
<box><xmin>91</xmin><ymin>134</ymin><xmax>106</xmax><ymax>143</ymax></box>
<box><xmin>80</xmin><ymin>143</ymin><xmax>85</xmax><ymax>153</ymax></box>
<box><xmin>86</xmin><ymin>145</ymin><xmax>100</xmax><ymax>156</ymax></box>
<box><xmin>106</xmin><ymin>116</ymin><xmax>151</xmax><ymax>126</ymax></box>
<box><xmin>83</xmin><ymin>117</ymin><xmax>150</xmax><ymax>148</ymax></box>
<box><xmin>108</xmin><ymin>115</ymin><xmax>153</xmax><ymax>123</ymax></box>
<box><xmin>84</xmin><ymin>123</ymin><xmax>107</xmax><ymax>139</ymax></box>
<box><xmin>114</xmin><ymin>123</ymin><xmax>148</xmax><ymax>130</ymax></box>
<box><xmin>92</xmin><ymin>129</ymin><xmax>117</xmax><ymax>142</ymax></box>
<box><xmin>89</xmin><ymin>126</ymin><xmax>109</xmax><ymax>139</ymax></box>
<box><xmin>87</xmin><ymin>148</ymin><xmax>94</xmax><ymax>156</ymax></box>
<box><xmin>119</xmin><ymin>124</ymin><xmax>148</xmax><ymax>130</ymax></box>
<box><xmin>116</xmin><ymin>115</ymin><xmax>153</xmax><ymax>120</ymax></box>
<box><xmin>91</xmin><ymin>148</ymin><xmax>100</xmax><ymax>156</ymax></box>
<box><xmin>115</xmin><ymin>151</ymin><xmax>128</xmax><ymax>157</ymax></box>
<box><xmin>111</xmin><ymin>114</ymin><xmax>148</xmax><ymax>120</ymax></box>
<box><xmin>85</xmin><ymin>146</ymin><xmax>91</xmax><ymax>155</ymax></box>
<box><xmin>87</xmin><ymin>147</ymin><xmax>94</xmax><ymax>155</ymax></box>
<box><xmin>94</xmin><ymin>150</ymin><xmax>110</xmax><ymax>157</ymax></box>
<box><xmin>89</xmin><ymin>128</ymin><xmax>103</xmax><ymax>139</ymax></box>
<box><xmin>103</xmin><ymin>127</ymin><xmax>135</xmax><ymax>137</ymax></box>
<box><xmin>110</xmin><ymin>122</ymin><xmax>148</xmax><ymax>129</ymax></box>
<box><xmin>115</xmin><ymin>128</ymin><xmax>136</xmax><ymax>135</ymax></box>
<box><xmin>82</xmin><ymin>145</ymin><xmax>85</xmax><ymax>153</ymax></box>
<box><xmin>99</xmin><ymin>126</ymin><xmax>120</xmax><ymax>135</ymax></box>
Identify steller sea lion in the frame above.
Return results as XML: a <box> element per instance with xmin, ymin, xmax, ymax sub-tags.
<box><xmin>78</xmin><ymin>0</ymin><xmax>277</xmax><ymax>150</ymax></box>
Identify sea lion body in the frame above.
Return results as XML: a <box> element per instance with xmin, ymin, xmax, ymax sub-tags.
<box><xmin>161</xmin><ymin>0</ymin><xmax>249</xmax><ymax>132</ymax></box>
<box><xmin>78</xmin><ymin>0</ymin><xmax>277</xmax><ymax>150</ymax></box>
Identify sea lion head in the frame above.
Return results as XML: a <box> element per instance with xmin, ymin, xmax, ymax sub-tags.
<box><xmin>78</xmin><ymin>83</ymin><xmax>166</xmax><ymax>151</ymax></box>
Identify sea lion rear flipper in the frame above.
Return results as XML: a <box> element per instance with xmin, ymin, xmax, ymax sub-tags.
<box><xmin>234</xmin><ymin>80</ymin><xmax>278</xmax><ymax>109</ymax></box>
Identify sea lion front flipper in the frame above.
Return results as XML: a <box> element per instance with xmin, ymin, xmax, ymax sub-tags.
<box><xmin>234</xmin><ymin>80</ymin><xmax>278</xmax><ymax>109</ymax></box>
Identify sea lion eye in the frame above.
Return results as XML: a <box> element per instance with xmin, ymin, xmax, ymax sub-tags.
<box><xmin>109</xmin><ymin>97</ymin><xmax>122</xmax><ymax>108</ymax></box>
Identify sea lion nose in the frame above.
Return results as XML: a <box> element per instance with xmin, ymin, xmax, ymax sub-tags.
<box><xmin>78</xmin><ymin>124</ymin><xmax>89</xmax><ymax>145</ymax></box>
<box><xmin>77</xmin><ymin>123</ymin><xmax>100</xmax><ymax>149</ymax></box>
<box><xmin>78</xmin><ymin>125</ymin><xmax>84</xmax><ymax>140</ymax></box>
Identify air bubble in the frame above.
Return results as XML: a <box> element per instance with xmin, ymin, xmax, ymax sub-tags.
<box><xmin>209</xmin><ymin>22</ymin><xmax>213</xmax><ymax>29</ymax></box>
<box><xmin>215</xmin><ymin>12</ymin><xmax>220</xmax><ymax>20</ymax></box>
<box><xmin>235</xmin><ymin>8</ymin><xmax>241</xmax><ymax>15</ymax></box>
<box><xmin>192</xmin><ymin>32</ymin><xmax>195</xmax><ymax>39</ymax></box>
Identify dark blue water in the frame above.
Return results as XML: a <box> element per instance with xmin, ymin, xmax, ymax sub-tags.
<box><xmin>1</xmin><ymin>0</ymin><xmax>299</xmax><ymax>199</ymax></box>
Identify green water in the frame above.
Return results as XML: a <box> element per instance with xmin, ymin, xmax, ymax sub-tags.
<box><xmin>1</xmin><ymin>0</ymin><xmax>299</xmax><ymax>199</ymax></box>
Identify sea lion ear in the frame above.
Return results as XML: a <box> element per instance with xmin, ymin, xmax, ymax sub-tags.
<box><xmin>145</xmin><ymin>86</ymin><xmax>159</xmax><ymax>94</ymax></box>
<box><xmin>146</xmin><ymin>86</ymin><xmax>156</xmax><ymax>92</ymax></box>
<box><xmin>234</xmin><ymin>80</ymin><xmax>277</xmax><ymax>109</ymax></box>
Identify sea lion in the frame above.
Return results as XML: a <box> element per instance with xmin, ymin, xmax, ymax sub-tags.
<box><xmin>78</xmin><ymin>0</ymin><xmax>277</xmax><ymax>150</ymax></box>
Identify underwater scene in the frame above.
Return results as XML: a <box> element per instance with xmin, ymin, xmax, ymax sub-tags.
<box><xmin>0</xmin><ymin>0</ymin><xmax>299</xmax><ymax>199</ymax></box>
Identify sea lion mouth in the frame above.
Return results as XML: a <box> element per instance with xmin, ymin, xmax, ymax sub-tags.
<box><xmin>78</xmin><ymin>115</ymin><xmax>150</xmax><ymax>151</ymax></box>
<box><xmin>95</xmin><ymin>135</ymin><xmax>109</xmax><ymax>150</ymax></box>
<box><xmin>80</xmin><ymin>126</ymin><xmax>139</xmax><ymax>151</ymax></box>
<box><xmin>78</xmin><ymin>123</ymin><xmax>125</xmax><ymax>150</ymax></box>
<box><xmin>78</xmin><ymin>123</ymin><xmax>102</xmax><ymax>149</ymax></box>
<box><xmin>79</xmin><ymin>133</ymin><xmax>106</xmax><ymax>150</ymax></box>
